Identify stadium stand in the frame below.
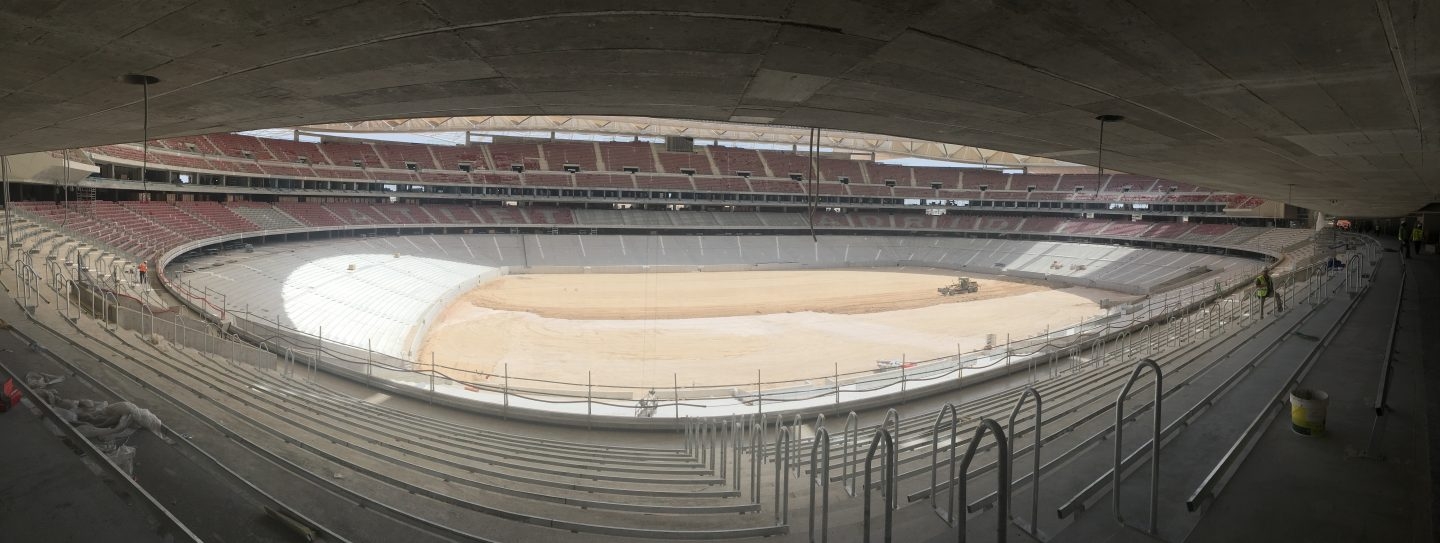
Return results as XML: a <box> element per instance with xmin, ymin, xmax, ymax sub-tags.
<box><xmin>207</xmin><ymin>133</ymin><xmax>277</xmax><ymax>160</ymax></box>
<box><xmin>274</xmin><ymin>202</ymin><xmax>347</xmax><ymax>227</ymax></box>
<box><xmin>540</xmin><ymin>142</ymin><xmax>598</xmax><ymax>171</ymax></box>
<box><xmin>634</xmin><ymin>174</ymin><xmax>694</xmax><ymax>191</ymax></box>
<box><xmin>707</xmin><ymin>146</ymin><xmax>769</xmax><ymax>177</ymax></box>
<box><xmin>260</xmin><ymin>138</ymin><xmax>326</xmax><ymax>164</ymax></box>
<box><xmin>318</xmin><ymin>141</ymin><xmax>385</xmax><ymax>168</ymax></box>
<box><xmin>80</xmin><ymin>140</ymin><xmax>1264</xmax><ymax>211</ymax></box>
<box><xmin>227</xmin><ymin>201</ymin><xmax>304</xmax><ymax>230</ymax></box>
<box><xmin>374</xmin><ymin>142</ymin><xmax>440</xmax><ymax>170</ymax></box>
<box><xmin>596</xmin><ymin>142</ymin><xmax>658</xmax><ymax>172</ymax></box>
<box><xmin>574</xmin><ymin>173</ymin><xmax>631</xmax><ymax>189</ymax></box>
<box><xmin>486</xmin><ymin>143</ymin><xmax>544</xmax><ymax>171</ymax></box>
<box><xmin>430</xmin><ymin>145</ymin><xmax>489</xmax><ymax>171</ymax></box>
<box><xmin>656</xmin><ymin>150</ymin><xmax>715</xmax><ymax>175</ymax></box>
<box><xmin>761</xmin><ymin>152</ymin><xmax>812</xmax><ymax>179</ymax></box>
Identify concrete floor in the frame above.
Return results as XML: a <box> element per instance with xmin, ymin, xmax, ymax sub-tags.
<box><xmin>1186</xmin><ymin>242</ymin><xmax>1432</xmax><ymax>542</ymax></box>
<box><xmin>0</xmin><ymin>376</ymin><xmax>168</xmax><ymax>542</ymax></box>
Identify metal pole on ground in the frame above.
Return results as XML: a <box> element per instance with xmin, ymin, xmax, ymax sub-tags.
<box><xmin>674</xmin><ymin>373</ymin><xmax>680</xmax><ymax>419</ymax></box>
<box><xmin>314</xmin><ymin>326</ymin><xmax>322</xmax><ymax>381</ymax></box>
<box><xmin>756</xmin><ymin>369</ymin><xmax>762</xmax><ymax>416</ymax></box>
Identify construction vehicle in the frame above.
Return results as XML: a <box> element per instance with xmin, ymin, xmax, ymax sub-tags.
<box><xmin>937</xmin><ymin>277</ymin><xmax>979</xmax><ymax>296</ymax></box>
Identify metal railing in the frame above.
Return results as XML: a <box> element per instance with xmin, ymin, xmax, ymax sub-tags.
<box><xmin>957</xmin><ymin>419</ymin><xmax>1011</xmax><ymax>543</ymax></box>
<box><xmin>843</xmin><ymin>411</ymin><xmax>859</xmax><ymax>496</ymax></box>
<box><xmin>808</xmin><ymin>426</ymin><xmax>831</xmax><ymax>543</ymax></box>
<box><xmin>774</xmin><ymin>425</ymin><xmax>792</xmax><ymax>525</ymax></box>
<box><xmin>1113</xmin><ymin>358</ymin><xmax>1163</xmax><ymax>535</ymax></box>
<box><xmin>1006</xmin><ymin>387</ymin><xmax>1043</xmax><ymax>539</ymax></box>
<box><xmin>862</xmin><ymin>427</ymin><xmax>896</xmax><ymax>543</ymax></box>
<box><xmin>930</xmin><ymin>403</ymin><xmax>961</xmax><ymax>525</ymax></box>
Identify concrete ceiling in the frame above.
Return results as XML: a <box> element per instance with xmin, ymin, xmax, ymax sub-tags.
<box><xmin>0</xmin><ymin>1</ymin><xmax>1435</xmax><ymax>216</ymax></box>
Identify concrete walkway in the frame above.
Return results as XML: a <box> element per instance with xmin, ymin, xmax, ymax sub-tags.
<box><xmin>1187</xmin><ymin>242</ymin><xmax>1432</xmax><ymax>542</ymax></box>
<box><xmin>0</xmin><ymin>357</ymin><xmax>168</xmax><ymax>542</ymax></box>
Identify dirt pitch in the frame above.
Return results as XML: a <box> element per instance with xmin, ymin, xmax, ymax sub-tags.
<box><xmin>418</xmin><ymin>269</ymin><xmax>1121</xmax><ymax>390</ymax></box>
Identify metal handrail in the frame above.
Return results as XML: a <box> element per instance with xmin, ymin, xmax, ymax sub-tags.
<box><xmin>101</xmin><ymin>290</ymin><xmax>119</xmax><ymax>332</ymax></box>
<box><xmin>862</xmin><ymin>428</ymin><xmax>896</xmax><ymax>543</ymax></box>
<box><xmin>1114</xmin><ymin>358</ymin><xmax>1163</xmax><ymax>534</ymax></box>
<box><xmin>774</xmin><ymin>426</ymin><xmax>791</xmax><ymax>525</ymax></box>
<box><xmin>929</xmin><ymin>403</ymin><xmax>960</xmax><ymax>525</ymax></box>
<box><xmin>843</xmin><ymin>411</ymin><xmax>859</xmax><ymax>496</ymax></box>
<box><xmin>880</xmin><ymin>408</ymin><xmax>899</xmax><ymax>505</ymax></box>
<box><xmin>750</xmin><ymin>421</ymin><xmax>763</xmax><ymax>504</ymax></box>
<box><xmin>792</xmin><ymin>413</ymin><xmax>803</xmax><ymax>478</ymax></box>
<box><xmin>1006</xmin><ymin>387</ymin><xmax>1043</xmax><ymax>538</ymax></box>
<box><xmin>719</xmin><ymin>418</ymin><xmax>728</xmax><ymax>479</ymax></box>
<box><xmin>732</xmin><ymin>420</ymin><xmax>742</xmax><ymax>490</ymax></box>
<box><xmin>808</xmin><ymin>426</ymin><xmax>831</xmax><ymax>543</ymax></box>
<box><xmin>957</xmin><ymin>419</ymin><xmax>1011</xmax><ymax>543</ymax></box>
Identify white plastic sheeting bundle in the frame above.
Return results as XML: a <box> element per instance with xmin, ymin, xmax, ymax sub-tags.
<box><xmin>23</xmin><ymin>371</ymin><xmax>166</xmax><ymax>476</ymax></box>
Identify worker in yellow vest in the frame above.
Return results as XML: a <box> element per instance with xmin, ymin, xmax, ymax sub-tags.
<box><xmin>1255</xmin><ymin>268</ymin><xmax>1281</xmax><ymax>316</ymax></box>
<box><xmin>1412</xmin><ymin>222</ymin><xmax>1424</xmax><ymax>256</ymax></box>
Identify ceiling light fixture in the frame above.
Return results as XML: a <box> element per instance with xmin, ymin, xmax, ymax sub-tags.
<box><xmin>1095</xmin><ymin>114</ymin><xmax>1124</xmax><ymax>195</ymax></box>
<box><xmin>120</xmin><ymin>74</ymin><xmax>161</xmax><ymax>195</ymax></box>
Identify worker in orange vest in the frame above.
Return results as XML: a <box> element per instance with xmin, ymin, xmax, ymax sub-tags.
<box><xmin>138</xmin><ymin>261</ymin><xmax>148</xmax><ymax>283</ymax></box>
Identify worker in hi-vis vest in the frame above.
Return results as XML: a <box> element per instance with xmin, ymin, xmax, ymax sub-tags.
<box><xmin>1412</xmin><ymin>223</ymin><xmax>1424</xmax><ymax>256</ymax></box>
<box><xmin>1254</xmin><ymin>268</ymin><xmax>1281</xmax><ymax>316</ymax></box>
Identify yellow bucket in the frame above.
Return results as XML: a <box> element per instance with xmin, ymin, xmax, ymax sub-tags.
<box><xmin>1289</xmin><ymin>389</ymin><xmax>1328</xmax><ymax>436</ymax></box>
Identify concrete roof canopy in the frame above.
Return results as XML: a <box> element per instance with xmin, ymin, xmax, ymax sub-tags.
<box><xmin>0</xmin><ymin>1</ymin><xmax>1435</xmax><ymax>216</ymax></box>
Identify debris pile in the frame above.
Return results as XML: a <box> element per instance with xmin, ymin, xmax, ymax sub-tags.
<box><xmin>24</xmin><ymin>372</ymin><xmax>166</xmax><ymax>476</ymax></box>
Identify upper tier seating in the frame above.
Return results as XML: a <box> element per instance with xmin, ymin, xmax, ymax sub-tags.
<box><xmin>207</xmin><ymin>133</ymin><xmax>276</xmax><ymax>160</ymax></box>
<box><xmin>260</xmin><ymin>138</ymin><xmax>326</xmax><ymax>164</ymax></box>
<box><xmin>541</xmin><ymin>142</ymin><xmax>598</xmax><ymax>171</ymax></box>
<box><xmin>83</xmin><ymin>139</ymin><xmax>1260</xmax><ymax>209</ymax></box>
<box><xmin>487</xmin><ymin>143</ymin><xmax>543</xmax><ymax>171</ymax></box>
<box><xmin>708</xmin><ymin>146</ymin><xmax>768</xmax><ymax>177</ymax></box>
<box><xmin>374</xmin><ymin>143</ymin><xmax>438</xmax><ymax>170</ymax></box>
<box><xmin>760</xmin><ymin>152</ymin><xmax>812</xmax><ymax>179</ymax></box>
<box><xmin>596</xmin><ymin>142</ymin><xmax>658</xmax><ymax>172</ymax></box>
<box><xmin>960</xmin><ymin>169</ymin><xmax>1008</xmax><ymax>190</ymax></box>
<box><xmin>11</xmin><ymin>199</ymin><xmax>1288</xmax><ymax>276</ymax></box>
<box><xmin>911</xmin><ymin>167</ymin><xmax>961</xmax><ymax>189</ymax></box>
<box><xmin>318</xmin><ymin>142</ymin><xmax>384</xmax><ymax>169</ymax></box>
<box><xmin>656</xmin><ymin>150</ymin><xmax>715</xmax><ymax>175</ymax></box>
<box><xmin>430</xmin><ymin>145</ymin><xmax>489</xmax><ymax>171</ymax></box>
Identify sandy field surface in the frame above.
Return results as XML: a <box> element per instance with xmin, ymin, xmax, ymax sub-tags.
<box><xmin>455</xmin><ymin>269</ymin><xmax>1042</xmax><ymax>319</ymax></box>
<box><xmin>418</xmin><ymin>269</ymin><xmax>1118</xmax><ymax>391</ymax></box>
